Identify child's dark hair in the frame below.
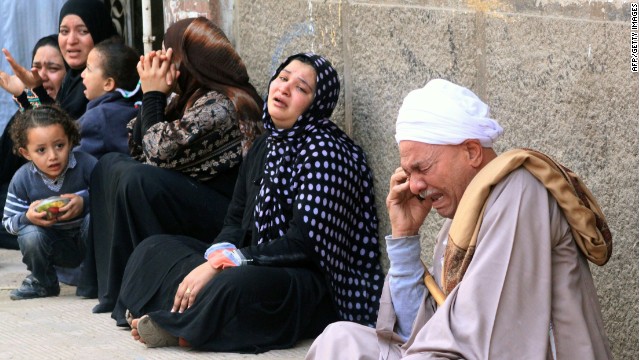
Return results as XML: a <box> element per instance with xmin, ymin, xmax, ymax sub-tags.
<box><xmin>93</xmin><ymin>37</ymin><xmax>140</xmax><ymax>91</ymax></box>
<box><xmin>10</xmin><ymin>105</ymin><xmax>80</xmax><ymax>155</ymax></box>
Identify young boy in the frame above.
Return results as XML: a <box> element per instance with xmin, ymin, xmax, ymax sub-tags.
<box><xmin>2</xmin><ymin>105</ymin><xmax>96</xmax><ymax>299</ymax></box>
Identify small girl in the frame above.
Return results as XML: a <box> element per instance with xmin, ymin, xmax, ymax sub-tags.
<box><xmin>77</xmin><ymin>37</ymin><xmax>141</xmax><ymax>159</ymax></box>
<box><xmin>2</xmin><ymin>105</ymin><xmax>97</xmax><ymax>300</ymax></box>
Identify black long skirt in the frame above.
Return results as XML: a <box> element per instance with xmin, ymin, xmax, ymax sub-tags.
<box><xmin>80</xmin><ymin>153</ymin><xmax>238</xmax><ymax>312</ymax></box>
<box><xmin>115</xmin><ymin>235</ymin><xmax>339</xmax><ymax>353</ymax></box>
<box><xmin>0</xmin><ymin>182</ymin><xmax>18</xmax><ymax>250</ymax></box>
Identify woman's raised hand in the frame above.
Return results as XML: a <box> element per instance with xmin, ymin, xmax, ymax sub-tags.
<box><xmin>0</xmin><ymin>70</ymin><xmax>24</xmax><ymax>97</ymax></box>
<box><xmin>1</xmin><ymin>48</ymin><xmax>42</xmax><ymax>92</ymax></box>
<box><xmin>137</xmin><ymin>48</ymin><xmax>178</xmax><ymax>94</ymax></box>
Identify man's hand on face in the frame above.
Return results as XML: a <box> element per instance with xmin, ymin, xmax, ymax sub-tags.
<box><xmin>387</xmin><ymin>167</ymin><xmax>432</xmax><ymax>238</ymax></box>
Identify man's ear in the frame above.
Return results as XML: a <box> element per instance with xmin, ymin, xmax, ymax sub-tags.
<box><xmin>462</xmin><ymin>140</ymin><xmax>483</xmax><ymax>167</ymax></box>
<box><xmin>18</xmin><ymin>147</ymin><xmax>31</xmax><ymax>161</ymax></box>
<box><xmin>103</xmin><ymin>77</ymin><xmax>116</xmax><ymax>92</ymax></box>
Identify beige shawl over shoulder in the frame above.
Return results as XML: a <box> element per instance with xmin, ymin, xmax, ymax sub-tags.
<box><xmin>440</xmin><ymin>148</ymin><xmax>612</xmax><ymax>295</ymax></box>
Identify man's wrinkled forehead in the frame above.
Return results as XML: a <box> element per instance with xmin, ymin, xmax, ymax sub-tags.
<box><xmin>399</xmin><ymin>141</ymin><xmax>444</xmax><ymax>170</ymax></box>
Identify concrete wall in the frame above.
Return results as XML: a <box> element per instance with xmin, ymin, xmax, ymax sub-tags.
<box><xmin>205</xmin><ymin>0</ymin><xmax>636</xmax><ymax>357</ymax></box>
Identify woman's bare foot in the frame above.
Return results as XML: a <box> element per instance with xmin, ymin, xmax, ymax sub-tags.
<box><xmin>130</xmin><ymin>318</ymin><xmax>145</xmax><ymax>343</ymax></box>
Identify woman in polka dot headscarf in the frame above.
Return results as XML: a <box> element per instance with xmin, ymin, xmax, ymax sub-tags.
<box><xmin>117</xmin><ymin>53</ymin><xmax>384</xmax><ymax>352</ymax></box>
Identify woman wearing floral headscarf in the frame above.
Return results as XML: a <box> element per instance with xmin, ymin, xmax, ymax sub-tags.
<box><xmin>119</xmin><ymin>53</ymin><xmax>384</xmax><ymax>353</ymax></box>
<box><xmin>82</xmin><ymin>17</ymin><xmax>264</xmax><ymax>314</ymax></box>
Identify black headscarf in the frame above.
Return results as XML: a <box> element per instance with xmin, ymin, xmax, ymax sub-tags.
<box><xmin>59</xmin><ymin>0</ymin><xmax>118</xmax><ymax>45</ymax></box>
<box><xmin>254</xmin><ymin>53</ymin><xmax>384</xmax><ymax>326</ymax></box>
<box><xmin>56</xmin><ymin>0</ymin><xmax>118</xmax><ymax>119</ymax></box>
<box><xmin>1</xmin><ymin>35</ymin><xmax>64</xmax><ymax>183</ymax></box>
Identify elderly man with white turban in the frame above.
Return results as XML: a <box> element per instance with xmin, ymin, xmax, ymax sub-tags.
<box><xmin>306</xmin><ymin>79</ymin><xmax>613</xmax><ymax>359</ymax></box>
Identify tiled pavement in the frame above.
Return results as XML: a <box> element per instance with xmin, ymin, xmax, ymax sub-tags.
<box><xmin>0</xmin><ymin>248</ymin><xmax>311</xmax><ymax>360</ymax></box>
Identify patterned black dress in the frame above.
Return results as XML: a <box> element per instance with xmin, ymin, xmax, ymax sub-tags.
<box><xmin>114</xmin><ymin>53</ymin><xmax>384</xmax><ymax>353</ymax></box>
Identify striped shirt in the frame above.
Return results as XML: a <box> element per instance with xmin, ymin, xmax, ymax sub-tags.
<box><xmin>2</xmin><ymin>151</ymin><xmax>97</xmax><ymax>234</ymax></box>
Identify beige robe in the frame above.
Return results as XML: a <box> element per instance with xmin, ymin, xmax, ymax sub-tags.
<box><xmin>306</xmin><ymin>168</ymin><xmax>612</xmax><ymax>360</ymax></box>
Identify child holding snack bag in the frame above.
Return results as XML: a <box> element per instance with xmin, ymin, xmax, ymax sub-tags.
<box><xmin>2</xmin><ymin>105</ymin><xmax>96</xmax><ymax>300</ymax></box>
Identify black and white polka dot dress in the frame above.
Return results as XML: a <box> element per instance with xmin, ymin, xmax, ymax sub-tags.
<box><xmin>254</xmin><ymin>53</ymin><xmax>384</xmax><ymax>326</ymax></box>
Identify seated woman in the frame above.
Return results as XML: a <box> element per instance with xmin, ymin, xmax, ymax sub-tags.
<box><xmin>83</xmin><ymin>17</ymin><xmax>264</xmax><ymax>313</ymax></box>
<box><xmin>1</xmin><ymin>0</ymin><xmax>118</xmax><ymax>119</ymax></box>
<box><xmin>0</xmin><ymin>34</ymin><xmax>67</xmax><ymax>250</ymax></box>
<box><xmin>119</xmin><ymin>53</ymin><xmax>385</xmax><ymax>353</ymax></box>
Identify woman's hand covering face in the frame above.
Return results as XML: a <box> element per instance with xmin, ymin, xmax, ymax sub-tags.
<box><xmin>137</xmin><ymin>48</ymin><xmax>180</xmax><ymax>95</ymax></box>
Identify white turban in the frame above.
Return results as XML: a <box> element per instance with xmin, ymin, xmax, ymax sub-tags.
<box><xmin>395</xmin><ymin>79</ymin><xmax>503</xmax><ymax>147</ymax></box>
